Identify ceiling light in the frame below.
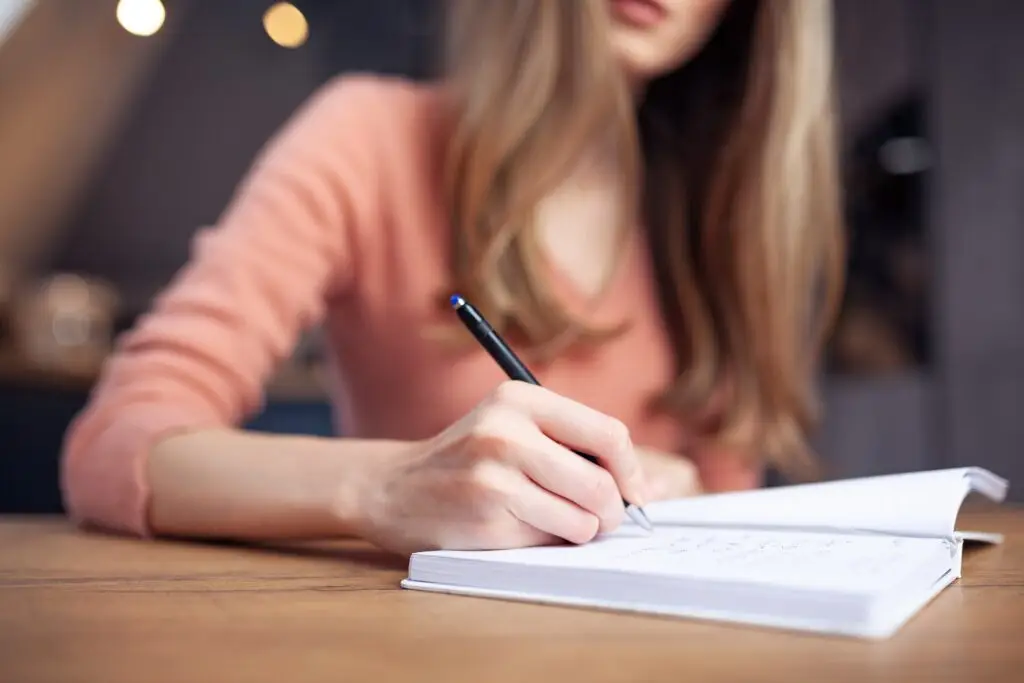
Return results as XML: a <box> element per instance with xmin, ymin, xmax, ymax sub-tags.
<box><xmin>116</xmin><ymin>0</ymin><xmax>165</xmax><ymax>37</ymax></box>
<box><xmin>263</xmin><ymin>3</ymin><xmax>308</xmax><ymax>49</ymax></box>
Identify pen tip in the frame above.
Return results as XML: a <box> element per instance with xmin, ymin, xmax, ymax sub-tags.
<box><xmin>626</xmin><ymin>505</ymin><xmax>653</xmax><ymax>532</ymax></box>
<box><xmin>449</xmin><ymin>294</ymin><xmax>466</xmax><ymax>309</ymax></box>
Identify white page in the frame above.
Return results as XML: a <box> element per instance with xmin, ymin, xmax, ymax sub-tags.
<box><xmin>641</xmin><ymin>467</ymin><xmax>1008</xmax><ymax>539</ymax></box>
<box><xmin>415</xmin><ymin>526</ymin><xmax>950</xmax><ymax>596</ymax></box>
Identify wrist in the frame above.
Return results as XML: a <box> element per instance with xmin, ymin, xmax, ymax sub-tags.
<box><xmin>324</xmin><ymin>437</ymin><xmax>422</xmax><ymax>537</ymax></box>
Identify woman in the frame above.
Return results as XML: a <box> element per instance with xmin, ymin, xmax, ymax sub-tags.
<box><xmin>61</xmin><ymin>0</ymin><xmax>843</xmax><ymax>554</ymax></box>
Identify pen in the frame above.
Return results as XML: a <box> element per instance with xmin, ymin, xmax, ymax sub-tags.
<box><xmin>450</xmin><ymin>294</ymin><xmax>653</xmax><ymax>532</ymax></box>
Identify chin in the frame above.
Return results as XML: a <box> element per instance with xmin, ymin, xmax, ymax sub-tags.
<box><xmin>611</xmin><ymin>40</ymin><xmax>676</xmax><ymax>85</ymax></box>
<box><xmin>607</xmin><ymin>0</ymin><xmax>733</xmax><ymax>87</ymax></box>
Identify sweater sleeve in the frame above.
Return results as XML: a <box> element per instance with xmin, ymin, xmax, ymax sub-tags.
<box><xmin>60</xmin><ymin>77</ymin><xmax>385</xmax><ymax>536</ymax></box>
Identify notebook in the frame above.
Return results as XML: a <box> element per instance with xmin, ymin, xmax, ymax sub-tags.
<box><xmin>401</xmin><ymin>467</ymin><xmax>1009</xmax><ymax>639</ymax></box>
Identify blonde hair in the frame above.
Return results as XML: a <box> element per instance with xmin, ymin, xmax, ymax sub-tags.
<box><xmin>440</xmin><ymin>0</ymin><xmax>844</xmax><ymax>480</ymax></box>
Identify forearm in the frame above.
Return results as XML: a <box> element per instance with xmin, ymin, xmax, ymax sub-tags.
<box><xmin>147</xmin><ymin>428</ymin><xmax>410</xmax><ymax>540</ymax></box>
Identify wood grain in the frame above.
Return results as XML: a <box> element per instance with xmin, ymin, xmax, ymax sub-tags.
<box><xmin>1</xmin><ymin>510</ymin><xmax>1022</xmax><ymax>683</ymax></box>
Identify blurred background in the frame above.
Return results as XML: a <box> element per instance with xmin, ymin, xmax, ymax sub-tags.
<box><xmin>0</xmin><ymin>0</ymin><xmax>1021</xmax><ymax>512</ymax></box>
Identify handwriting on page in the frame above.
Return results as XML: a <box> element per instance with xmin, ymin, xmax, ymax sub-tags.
<box><xmin>604</xmin><ymin>529</ymin><xmax>929</xmax><ymax>587</ymax></box>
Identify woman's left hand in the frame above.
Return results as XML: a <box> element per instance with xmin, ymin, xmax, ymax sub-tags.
<box><xmin>635</xmin><ymin>446</ymin><xmax>703</xmax><ymax>501</ymax></box>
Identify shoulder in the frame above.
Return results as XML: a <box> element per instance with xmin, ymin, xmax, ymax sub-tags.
<box><xmin>283</xmin><ymin>73</ymin><xmax>450</xmax><ymax>150</ymax></box>
<box><xmin>250</xmin><ymin>73</ymin><xmax>451</xmax><ymax>198</ymax></box>
<box><xmin>239</xmin><ymin>74</ymin><xmax>452</xmax><ymax>286</ymax></box>
<box><xmin>314</xmin><ymin>72</ymin><xmax>445</xmax><ymax>112</ymax></box>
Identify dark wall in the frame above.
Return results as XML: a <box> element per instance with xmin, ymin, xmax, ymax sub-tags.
<box><xmin>932</xmin><ymin>0</ymin><xmax>1024</xmax><ymax>488</ymax></box>
<box><xmin>50</xmin><ymin>0</ymin><xmax>436</xmax><ymax>314</ymax></box>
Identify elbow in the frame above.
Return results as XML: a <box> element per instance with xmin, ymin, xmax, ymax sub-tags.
<box><xmin>59</xmin><ymin>406</ymin><xmax>147</xmax><ymax>536</ymax></box>
<box><xmin>59</xmin><ymin>319</ymin><xmax>253</xmax><ymax>533</ymax></box>
<box><xmin>59</xmin><ymin>398</ymin><xmax>220</xmax><ymax>537</ymax></box>
<box><xmin>60</xmin><ymin>408</ymin><xmax>99</xmax><ymax>524</ymax></box>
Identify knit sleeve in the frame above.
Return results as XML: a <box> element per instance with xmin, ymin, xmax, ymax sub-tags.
<box><xmin>59</xmin><ymin>76</ymin><xmax>389</xmax><ymax>536</ymax></box>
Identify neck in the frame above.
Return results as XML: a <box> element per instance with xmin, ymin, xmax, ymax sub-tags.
<box><xmin>557</xmin><ymin>68</ymin><xmax>646</xmax><ymax>216</ymax></box>
<box><xmin>626</xmin><ymin>68</ymin><xmax>650</xmax><ymax>102</ymax></box>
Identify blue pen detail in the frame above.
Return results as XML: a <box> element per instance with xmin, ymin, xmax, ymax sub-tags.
<box><xmin>448</xmin><ymin>293</ymin><xmax>652</xmax><ymax>532</ymax></box>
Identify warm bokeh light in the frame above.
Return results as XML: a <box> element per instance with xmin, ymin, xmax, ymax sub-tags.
<box><xmin>115</xmin><ymin>0</ymin><xmax>165</xmax><ymax>37</ymax></box>
<box><xmin>263</xmin><ymin>2</ymin><xmax>308</xmax><ymax>49</ymax></box>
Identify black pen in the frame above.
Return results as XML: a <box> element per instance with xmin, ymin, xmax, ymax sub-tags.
<box><xmin>450</xmin><ymin>294</ymin><xmax>653</xmax><ymax>532</ymax></box>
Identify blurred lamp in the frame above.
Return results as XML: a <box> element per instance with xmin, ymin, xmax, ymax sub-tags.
<box><xmin>116</xmin><ymin>0</ymin><xmax>165</xmax><ymax>37</ymax></box>
<box><xmin>263</xmin><ymin>2</ymin><xmax>308</xmax><ymax>48</ymax></box>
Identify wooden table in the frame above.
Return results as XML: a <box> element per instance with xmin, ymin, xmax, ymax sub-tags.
<box><xmin>2</xmin><ymin>511</ymin><xmax>1022</xmax><ymax>682</ymax></box>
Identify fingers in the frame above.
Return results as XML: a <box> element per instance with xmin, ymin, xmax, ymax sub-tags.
<box><xmin>446</xmin><ymin>382</ymin><xmax>650</xmax><ymax>550</ymax></box>
<box><xmin>504</xmin><ymin>474</ymin><xmax>602</xmax><ymax>545</ymax></box>
<box><xmin>489</xmin><ymin>381</ymin><xmax>649</xmax><ymax>506</ymax></box>
<box><xmin>511</xmin><ymin>428</ymin><xmax>625</xmax><ymax>532</ymax></box>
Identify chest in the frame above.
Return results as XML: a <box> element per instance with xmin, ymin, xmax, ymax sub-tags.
<box><xmin>534</xmin><ymin>183</ymin><xmax>626</xmax><ymax>300</ymax></box>
<box><xmin>325</xmin><ymin>222</ymin><xmax>682</xmax><ymax>449</ymax></box>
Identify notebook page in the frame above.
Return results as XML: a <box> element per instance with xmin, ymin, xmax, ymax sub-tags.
<box><xmin>418</xmin><ymin>526</ymin><xmax>951</xmax><ymax>595</ymax></box>
<box><xmin>642</xmin><ymin>467</ymin><xmax>1008</xmax><ymax>539</ymax></box>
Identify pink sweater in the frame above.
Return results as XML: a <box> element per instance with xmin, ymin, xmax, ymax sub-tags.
<box><xmin>60</xmin><ymin>75</ymin><xmax>758</xmax><ymax>537</ymax></box>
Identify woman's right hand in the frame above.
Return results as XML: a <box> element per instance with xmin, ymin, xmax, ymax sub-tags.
<box><xmin>352</xmin><ymin>381</ymin><xmax>650</xmax><ymax>555</ymax></box>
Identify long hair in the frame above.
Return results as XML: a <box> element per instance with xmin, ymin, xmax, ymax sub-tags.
<box><xmin>440</xmin><ymin>0</ymin><xmax>844</xmax><ymax>480</ymax></box>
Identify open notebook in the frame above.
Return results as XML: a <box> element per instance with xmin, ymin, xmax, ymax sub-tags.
<box><xmin>402</xmin><ymin>467</ymin><xmax>1009</xmax><ymax>639</ymax></box>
